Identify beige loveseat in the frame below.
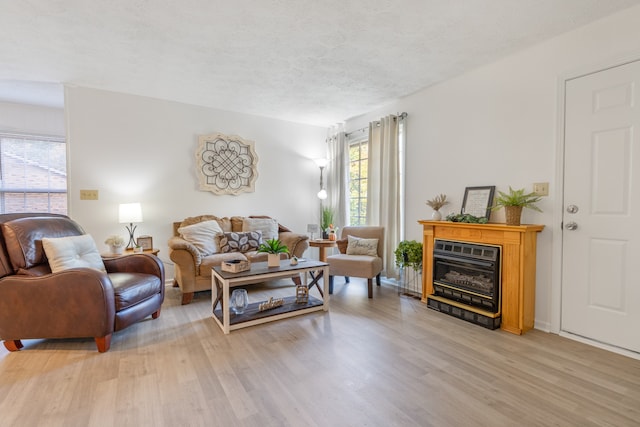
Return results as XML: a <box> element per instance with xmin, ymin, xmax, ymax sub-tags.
<box><xmin>168</xmin><ymin>215</ymin><xmax>309</xmax><ymax>304</ymax></box>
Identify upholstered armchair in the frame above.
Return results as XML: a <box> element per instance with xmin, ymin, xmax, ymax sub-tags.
<box><xmin>0</xmin><ymin>213</ymin><xmax>165</xmax><ymax>352</ymax></box>
<box><xmin>326</xmin><ymin>226</ymin><xmax>384</xmax><ymax>298</ymax></box>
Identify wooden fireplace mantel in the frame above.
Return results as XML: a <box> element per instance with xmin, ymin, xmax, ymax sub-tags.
<box><xmin>418</xmin><ymin>220</ymin><xmax>544</xmax><ymax>335</ymax></box>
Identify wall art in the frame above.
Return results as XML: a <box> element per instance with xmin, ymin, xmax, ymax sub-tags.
<box><xmin>196</xmin><ymin>133</ymin><xmax>259</xmax><ymax>195</ymax></box>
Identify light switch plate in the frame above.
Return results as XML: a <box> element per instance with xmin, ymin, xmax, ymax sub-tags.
<box><xmin>80</xmin><ymin>189</ymin><xmax>99</xmax><ymax>200</ymax></box>
<box><xmin>533</xmin><ymin>182</ymin><xmax>549</xmax><ymax>196</ymax></box>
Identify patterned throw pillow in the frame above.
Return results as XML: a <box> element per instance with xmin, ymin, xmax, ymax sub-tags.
<box><xmin>346</xmin><ymin>235</ymin><xmax>379</xmax><ymax>257</ymax></box>
<box><xmin>216</xmin><ymin>231</ymin><xmax>263</xmax><ymax>253</ymax></box>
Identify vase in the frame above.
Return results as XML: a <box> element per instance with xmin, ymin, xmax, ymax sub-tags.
<box><xmin>504</xmin><ymin>206</ymin><xmax>523</xmax><ymax>226</ymax></box>
<box><xmin>431</xmin><ymin>210</ymin><xmax>442</xmax><ymax>221</ymax></box>
<box><xmin>267</xmin><ymin>253</ymin><xmax>280</xmax><ymax>267</ymax></box>
<box><xmin>328</xmin><ymin>230</ymin><xmax>337</xmax><ymax>241</ymax></box>
<box><xmin>230</xmin><ymin>289</ymin><xmax>248</xmax><ymax>314</ymax></box>
<box><xmin>110</xmin><ymin>245</ymin><xmax>124</xmax><ymax>255</ymax></box>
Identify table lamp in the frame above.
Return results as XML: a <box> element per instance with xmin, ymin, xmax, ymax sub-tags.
<box><xmin>119</xmin><ymin>202</ymin><xmax>143</xmax><ymax>249</ymax></box>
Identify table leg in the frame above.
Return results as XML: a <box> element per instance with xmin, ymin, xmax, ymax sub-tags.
<box><xmin>318</xmin><ymin>246</ymin><xmax>327</xmax><ymax>262</ymax></box>
<box><xmin>222</xmin><ymin>279</ymin><xmax>230</xmax><ymax>334</ymax></box>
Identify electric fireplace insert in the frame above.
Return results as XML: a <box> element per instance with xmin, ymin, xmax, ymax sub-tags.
<box><xmin>427</xmin><ymin>239</ymin><xmax>501</xmax><ymax>329</ymax></box>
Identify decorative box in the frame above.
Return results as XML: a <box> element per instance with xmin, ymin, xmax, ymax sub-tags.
<box><xmin>221</xmin><ymin>259</ymin><xmax>250</xmax><ymax>273</ymax></box>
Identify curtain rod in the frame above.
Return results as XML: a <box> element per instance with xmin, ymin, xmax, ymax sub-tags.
<box><xmin>344</xmin><ymin>112</ymin><xmax>407</xmax><ymax>137</ymax></box>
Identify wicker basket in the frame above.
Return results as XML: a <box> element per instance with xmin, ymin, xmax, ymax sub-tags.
<box><xmin>504</xmin><ymin>206</ymin><xmax>523</xmax><ymax>226</ymax></box>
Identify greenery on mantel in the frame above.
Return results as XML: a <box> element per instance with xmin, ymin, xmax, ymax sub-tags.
<box><xmin>445</xmin><ymin>213</ymin><xmax>489</xmax><ymax>223</ymax></box>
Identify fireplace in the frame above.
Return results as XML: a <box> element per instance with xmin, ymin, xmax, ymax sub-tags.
<box><xmin>427</xmin><ymin>239</ymin><xmax>501</xmax><ymax>329</ymax></box>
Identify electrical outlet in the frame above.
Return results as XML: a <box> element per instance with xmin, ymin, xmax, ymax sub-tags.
<box><xmin>533</xmin><ymin>182</ymin><xmax>549</xmax><ymax>196</ymax></box>
<box><xmin>80</xmin><ymin>189</ymin><xmax>99</xmax><ymax>200</ymax></box>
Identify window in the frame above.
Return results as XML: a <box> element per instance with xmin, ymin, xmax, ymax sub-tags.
<box><xmin>349</xmin><ymin>139</ymin><xmax>368</xmax><ymax>225</ymax></box>
<box><xmin>0</xmin><ymin>133</ymin><xmax>67</xmax><ymax>214</ymax></box>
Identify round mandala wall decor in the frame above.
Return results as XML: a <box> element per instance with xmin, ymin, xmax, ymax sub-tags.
<box><xmin>196</xmin><ymin>133</ymin><xmax>259</xmax><ymax>195</ymax></box>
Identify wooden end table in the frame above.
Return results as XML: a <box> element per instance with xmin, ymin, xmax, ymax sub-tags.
<box><xmin>308</xmin><ymin>239</ymin><xmax>338</xmax><ymax>262</ymax></box>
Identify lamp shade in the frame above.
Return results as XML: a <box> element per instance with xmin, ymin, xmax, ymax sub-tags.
<box><xmin>119</xmin><ymin>203</ymin><xmax>143</xmax><ymax>223</ymax></box>
<box><xmin>314</xmin><ymin>158</ymin><xmax>328</xmax><ymax>168</ymax></box>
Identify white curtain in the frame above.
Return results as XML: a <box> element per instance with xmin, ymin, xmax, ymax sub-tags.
<box><xmin>367</xmin><ymin>114</ymin><xmax>405</xmax><ymax>279</ymax></box>
<box><xmin>327</xmin><ymin>125</ymin><xmax>348</xmax><ymax>230</ymax></box>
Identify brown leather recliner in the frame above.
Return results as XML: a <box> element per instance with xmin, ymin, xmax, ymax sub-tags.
<box><xmin>0</xmin><ymin>213</ymin><xmax>165</xmax><ymax>352</ymax></box>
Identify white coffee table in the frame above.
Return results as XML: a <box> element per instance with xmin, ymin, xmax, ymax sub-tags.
<box><xmin>211</xmin><ymin>259</ymin><xmax>329</xmax><ymax>334</ymax></box>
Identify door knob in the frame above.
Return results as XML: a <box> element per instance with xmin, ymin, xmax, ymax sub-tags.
<box><xmin>565</xmin><ymin>221</ymin><xmax>578</xmax><ymax>231</ymax></box>
<box><xmin>566</xmin><ymin>205</ymin><xmax>579</xmax><ymax>214</ymax></box>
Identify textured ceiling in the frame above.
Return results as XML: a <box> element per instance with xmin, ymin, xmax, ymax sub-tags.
<box><xmin>1</xmin><ymin>0</ymin><xmax>639</xmax><ymax>126</ymax></box>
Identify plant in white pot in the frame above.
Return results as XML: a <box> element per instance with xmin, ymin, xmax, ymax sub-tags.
<box><xmin>258</xmin><ymin>238</ymin><xmax>289</xmax><ymax>267</ymax></box>
<box><xmin>492</xmin><ymin>187</ymin><xmax>542</xmax><ymax>226</ymax></box>
<box><xmin>425</xmin><ymin>194</ymin><xmax>449</xmax><ymax>220</ymax></box>
<box><xmin>104</xmin><ymin>235</ymin><xmax>126</xmax><ymax>255</ymax></box>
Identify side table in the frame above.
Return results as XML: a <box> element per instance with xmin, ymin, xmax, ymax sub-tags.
<box><xmin>308</xmin><ymin>239</ymin><xmax>337</xmax><ymax>262</ymax></box>
<box><xmin>102</xmin><ymin>248</ymin><xmax>160</xmax><ymax>258</ymax></box>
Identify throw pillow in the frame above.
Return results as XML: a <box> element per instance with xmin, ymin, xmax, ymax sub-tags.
<box><xmin>216</xmin><ymin>231</ymin><xmax>263</xmax><ymax>253</ymax></box>
<box><xmin>178</xmin><ymin>220</ymin><xmax>223</xmax><ymax>256</ymax></box>
<box><xmin>242</xmin><ymin>217</ymin><xmax>278</xmax><ymax>241</ymax></box>
<box><xmin>42</xmin><ymin>234</ymin><xmax>106</xmax><ymax>274</ymax></box>
<box><xmin>346</xmin><ymin>235</ymin><xmax>379</xmax><ymax>257</ymax></box>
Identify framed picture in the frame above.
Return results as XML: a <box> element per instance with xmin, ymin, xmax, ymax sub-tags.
<box><xmin>137</xmin><ymin>235</ymin><xmax>153</xmax><ymax>251</ymax></box>
<box><xmin>461</xmin><ymin>186</ymin><xmax>496</xmax><ymax>219</ymax></box>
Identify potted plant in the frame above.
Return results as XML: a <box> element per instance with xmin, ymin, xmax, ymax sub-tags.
<box><xmin>258</xmin><ymin>238</ymin><xmax>290</xmax><ymax>267</ymax></box>
<box><xmin>425</xmin><ymin>194</ymin><xmax>449</xmax><ymax>220</ymax></box>
<box><xmin>321</xmin><ymin>206</ymin><xmax>335</xmax><ymax>239</ymax></box>
<box><xmin>394</xmin><ymin>240</ymin><xmax>423</xmax><ymax>271</ymax></box>
<box><xmin>104</xmin><ymin>235</ymin><xmax>126</xmax><ymax>255</ymax></box>
<box><xmin>492</xmin><ymin>186</ymin><xmax>542</xmax><ymax>226</ymax></box>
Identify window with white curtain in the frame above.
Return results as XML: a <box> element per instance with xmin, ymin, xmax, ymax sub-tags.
<box><xmin>349</xmin><ymin>138</ymin><xmax>368</xmax><ymax>225</ymax></box>
<box><xmin>0</xmin><ymin>133</ymin><xmax>67</xmax><ymax>214</ymax></box>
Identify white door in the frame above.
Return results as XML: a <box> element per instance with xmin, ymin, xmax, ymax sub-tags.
<box><xmin>562</xmin><ymin>59</ymin><xmax>640</xmax><ymax>353</ymax></box>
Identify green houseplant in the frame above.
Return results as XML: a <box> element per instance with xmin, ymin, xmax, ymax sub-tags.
<box><xmin>258</xmin><ymin>238</ymin><xmax>290</xmax><ymax>267</ymax></box>
<box><xmin>394</xmin><ymin>240</ymin><xmax>423</xmax><ymax>271</ymax></box>
<box><xmin>492</xmin><ymin>186</ymin><xmax>542</xmax><ymax>226</ymax></box>
<box><xmin>321</xmin><ymin>206</ymin><xmax>335</xmax><ymax>238</ymax></box>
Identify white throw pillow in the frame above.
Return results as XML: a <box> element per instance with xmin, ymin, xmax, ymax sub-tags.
<box><xmin>242</xmin><ymin>217</ymin><xmax>278</xmax><ymax>241</ymax></box>
<box><xmin>346</xmin><ymin>235</ymin><xmax>379</xmax><ymax>257</ymax></box>
<box><xmin>42</xmin><ymin>234</ymin><xmax>106</xmax><ymax>274</ymax></box>
<box><xmin>178</xmin><ymin>220</ymin><xmax>223</xmax><ymax>256</ymax></box>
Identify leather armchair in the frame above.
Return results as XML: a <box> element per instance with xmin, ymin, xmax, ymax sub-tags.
<box><xmin>327</xmin><ymin>226</ymin><xmax>385</xmax><ymax>298</ymax></box>
<box><xmin>0</xmin><ymin>213</ymin><xmax>164</xmax><ymax>352</ymax></box>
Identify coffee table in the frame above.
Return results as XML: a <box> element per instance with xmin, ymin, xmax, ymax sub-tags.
<box><xmin>211</xmin><ymin>259</ymin><xmax>329</xmax><ymax>334</ymax></box>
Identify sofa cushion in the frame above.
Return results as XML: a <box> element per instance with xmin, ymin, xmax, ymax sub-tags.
<box><xmin>346</xmin><ymin>235</ymin><xmax>379</xmax><ymax>256</ymax></box>
<box><xmin>42</xmin><ymin>234</ymin><xmax>106</xmax><ymax>273</ymax></box>
<box><xmin>216</xmin><ymin>231</ymin><xmax>263</xmax><ymax>253</ymax></box>
<box><xmin>242</xmin><ymin>217</ymin><xmax>278</xmax><ymax>241</ymax></box>
<box><xmin>178</xmin><ymin>219</ymin><xmax>223</xmax><ymax>256</ymax></box>
<box><xmin>1</xmin><ymin>216</ymin><xmax>85</xmax><ymax>270</ymax></box>
<box><xmin>249</xmin><ymin>215</ymin><xmax>292</xmax><ymax>233</ymax></box>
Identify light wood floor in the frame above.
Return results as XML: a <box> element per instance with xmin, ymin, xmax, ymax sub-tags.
<box><xmin>1</xmin><ymin>278</ymin><xmax>639</xmax><ymax>427</ymax></box>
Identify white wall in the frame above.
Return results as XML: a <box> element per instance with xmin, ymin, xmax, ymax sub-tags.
<box><xmin>346</xmin><ymin>5</ymin><xmax>640</xmax><ymax>332</ymax></box>
<box><xmin>0</xmin><ymin>101</ymin><xmax>65</xmax><ymax>136</ymax></box>
<box><xmin>64</xmin><ymin>87</ymin><xmax>327</xmax><ymax>279</ymax></box>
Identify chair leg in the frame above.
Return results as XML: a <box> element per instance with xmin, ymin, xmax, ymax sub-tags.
<box><xmin>95</xmin><ymin>334</ymin><xmax>112</xmax><ymax>353</ymax></box>
<box><xmin>291</xmin><ymin>275</ymin><xmax>301</xmax><ymax>286</ymax></box>
<box><xmin>376</xmin><ymin>274</ymin><xmax>381</xmax><ymax>286</ymax></box>
<box><xmin>329</xmin><ymin>275</ymin><xmax>334</xmax><ymax>294</ymax></box>
<box><xmin>181</xmin><ymin>292</ymin><xmax>194</xmax><ymax>305</ymax></box>
<box><xmin>152</xmin><ymin>308</ymin><xmax>161</xmax><ymax>319</ymax></box>
<box><xmin>3</xmin><ymin>340</ymin><xmax>23</xmax><ymax>351</ymax></box>
<box><xmin>345</xmin><ymin>276</ymin><xmax>350</xmax><ymax>283</ymax></box>
<box><xmin>367</xmin><ymin>278</ymin><xmax>373</xmax><ymax>298</ymax></box>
